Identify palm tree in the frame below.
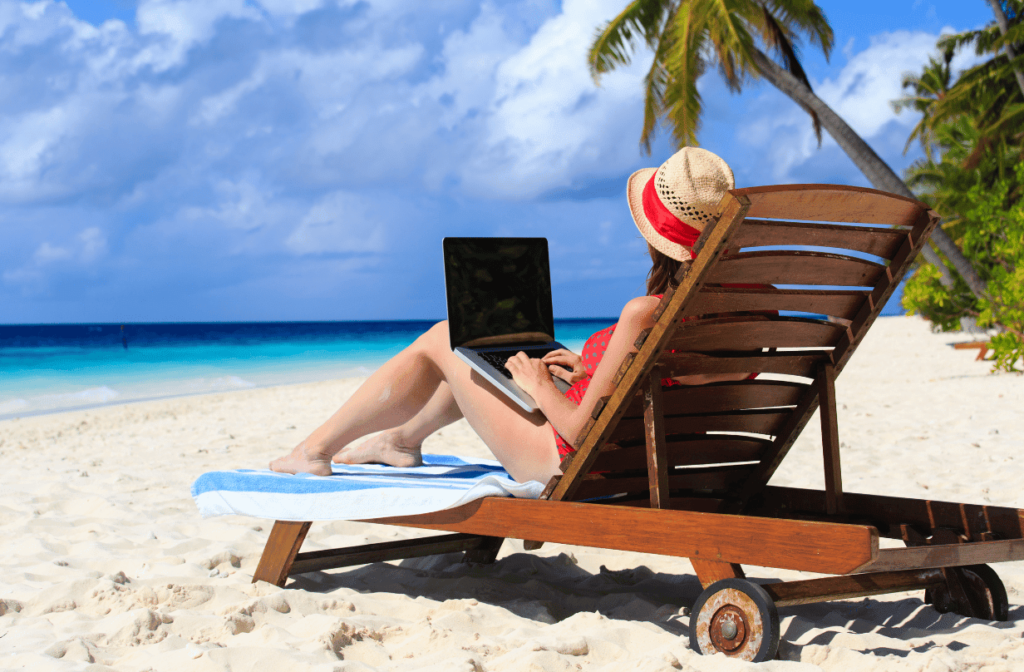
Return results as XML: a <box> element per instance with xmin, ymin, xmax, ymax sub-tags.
<box><xmin>931</xmin><ymin>4</ymin><xmax>1024</xmax><ymax>161</ymax></box>
<box><xmin>982</xmin><ymin>0</ymin><xmax>1024</xmax><ymax>97</ymax></box>
<box><xmin>588</xmin><ymin>0</ymin><xmax>983</xmax><ymax>296</ymax></box>
<box><xmin>892</xmin><ymin>47</ymin><xmax>955</xmax><ymax>162</ymax></box>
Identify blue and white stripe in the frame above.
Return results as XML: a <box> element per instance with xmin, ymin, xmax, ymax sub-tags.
<box><xmin>191</xmin><ymin>454</ymin><xmax>543</xmax><ymax>522</ymax></box>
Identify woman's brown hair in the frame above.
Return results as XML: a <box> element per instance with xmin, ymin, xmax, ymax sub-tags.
<box><xmin>646</xmin><ymin>244</ymin><xmax>686</xmax><ymax>296</ymax></box>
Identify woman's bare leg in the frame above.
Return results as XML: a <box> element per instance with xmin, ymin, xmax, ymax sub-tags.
<box><xmin>270</xmin><ymin>321</ymin><xmax>560</xmax><ymax>483</ymax></box>
<box><xmin>331</xmin><ymin>383</ymin><xmax>463</xmax><ymax>467</ymax></box>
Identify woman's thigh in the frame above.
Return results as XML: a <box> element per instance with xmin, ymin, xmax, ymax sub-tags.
<box><xmin>421</xmin><ymin>322</ymin><xmax>561</xmax><ymax>483</ymax></box>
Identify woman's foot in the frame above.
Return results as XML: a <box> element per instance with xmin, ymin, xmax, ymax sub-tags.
<box><xmin>269</xmin><ymin>441</ymin><xmax>334</xmax><ymax>476</ymax></box>
<box><xmin>332</xmin><ymin>429</ymin><xmax>423</xmax><ymax>468</ymax></box>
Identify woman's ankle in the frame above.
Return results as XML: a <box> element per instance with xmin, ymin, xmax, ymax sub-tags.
<box><xmin>299</xmin><ymin>439</ymin><xmax>335</xmax><ymax>462</ymax></box>
<box><xmin>389</xmin><ymin>427</ymin><xmax>421</xmax><ymax>451</ymax></box>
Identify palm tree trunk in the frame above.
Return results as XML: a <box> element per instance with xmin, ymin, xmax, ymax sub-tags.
<box><xmin>986</xmin><ymin>0</ymin><xmax>1024</xmax><ymax>98</ymax></box>
<box><xmin>751</xmin><ymin>49</ymin><xmax>989</xmax><ymax>297</ymax></box>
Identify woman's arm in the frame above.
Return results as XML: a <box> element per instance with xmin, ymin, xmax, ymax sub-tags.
<box><xmin>507</xmin><ymin>296</ymin><xmax>660</xmax><ymax>447</ymax></box>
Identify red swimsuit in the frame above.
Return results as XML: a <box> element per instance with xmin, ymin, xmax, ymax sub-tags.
<box><xmin>552</xmin><ymin>323</ymin><xmax>681</xmax><ymax>457</ymax></box>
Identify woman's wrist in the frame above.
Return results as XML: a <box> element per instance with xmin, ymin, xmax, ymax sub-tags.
<box><xmin>537</xmin><ymin>386</ymin><xmax>582</xmax><ymax>439</ymax></box>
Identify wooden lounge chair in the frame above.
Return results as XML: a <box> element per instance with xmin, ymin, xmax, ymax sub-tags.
<box><xmin>953</xmin><ymin>340</ymin><xmax>992</xmax><ymax>361</ymax></box>
<box><xmin>251</xmin><ymin>184</ymin><xmax>1024</xmax><ymax>662</ymax></box>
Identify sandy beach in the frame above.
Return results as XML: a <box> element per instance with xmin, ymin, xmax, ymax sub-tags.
<box><xmin>2</xmin><ymin>315</ymin><xmax>1023</xmax><ymax>671</ymax></box>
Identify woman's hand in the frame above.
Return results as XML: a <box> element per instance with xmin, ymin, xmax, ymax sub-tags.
<box><xmin>505</xmin><ymin>352</ymin><xmax>557</xmax><ymax>400</ymax></box>
<box><xmin>541</xmin><ymin>349</ymin><xmax>587</xmax><ymax>384</ymax></box>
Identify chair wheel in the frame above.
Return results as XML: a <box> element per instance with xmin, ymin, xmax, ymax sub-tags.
<box><xmin>689</xmin><ymin>579</ymin><xmax>780</xmax><ymax>662</ymax></box>
<box><xmin>925</xmin><ymin>564</ymin><xmax>1009</xmax><ymax>621</ymax></box>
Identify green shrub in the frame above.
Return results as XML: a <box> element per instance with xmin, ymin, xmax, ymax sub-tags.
<box><xmin>904</xmin><ymin>164</ymin><xmax>1024</xmax><ymax>372</ymax></box>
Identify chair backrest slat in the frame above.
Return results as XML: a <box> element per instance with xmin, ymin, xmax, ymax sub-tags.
<box><xmin>731</xmin><ymin>219</ymin><xmax>909</xmax><ymax>260</ymax></box>
<box><xmin>619</xmin><ymin>380</ymin><xmax>809</xmax><ymax>417</ymax></box>
<box><xmin>658</xmin><ymin>351</ymin><xmax>831</xmax><ymax>378</ymax></box>
<box><xmin>667</xmin><ymin>316</ymin><xmax>845</xmax><ymax>352</ymax></box>
<box><xmin>738</xmin><ymin>185</ymin><xmax>925</xmax><ymax>225</ymax></box>
<box><xmin>708</xmin><ymin>251</ymin><xmax>887</xmax><ymax>287</ymax></box>
<box><xmin>591</xmin><ymin>435</ymin><xmax>770</xmax><ymax>472</ymax></box>
<box><xmin>687</xmin><ymin>287</ymin><xmax>868</xmax><ymax>321</ymax></box>
<box><xmin>608</xmin><ymin>409</ymin><xmax>791</xmax><ymax>444</ymax></box>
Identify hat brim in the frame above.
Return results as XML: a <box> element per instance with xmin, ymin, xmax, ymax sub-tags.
<box><xmin>626</xmin><ymin>168</ymin><xmax>693</xmax><ymax>263</ymax></box>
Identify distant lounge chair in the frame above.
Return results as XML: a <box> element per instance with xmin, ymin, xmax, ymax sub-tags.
<box><xmin>246</xmin><ymin>185</ymin><xmax>1024</xmax><ymax>662</ymax></box>
<box><xmin>953</xmin><ymin>340</ymin><xmax>992</xmax><ymax>361</ymax></box>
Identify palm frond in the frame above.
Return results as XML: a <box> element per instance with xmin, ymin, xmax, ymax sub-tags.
<box><xmin>893</xmin><ymin>50</ymin><xmax>953</xmax><ymax>157</ymax></box>
<box><xmin>937</xmin><ymin>28</ymin><xmax>994</xmax><ymax>56</ymax></box>
<box><xmin>661</xmin><ymin>2</ymin><xmax>707</xmax><ymax>147</ymax></box>
<box><xmin>708</xmin><ymin>0</ymin><xmax>760</xmax><ymax>81</ymax></box>
<box><xmin>760</xmin><ymin>0</ymin><xmax>834</xmax><ymax>57</ymax></box>
<box><xmin>639</xmin><ymin>22</ymin><xmax>677</xmax><ymax>152</ymax></box>
<box><xmin>589</xmin><ymin>0</ymin><xmax>673</xmax><ymax>81</ymax></box>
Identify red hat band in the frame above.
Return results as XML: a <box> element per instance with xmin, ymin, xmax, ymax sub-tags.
<box><xmin>641</xmin><ymin>173</ymin><xmax>701</xmax><ymax>249</ymax></box>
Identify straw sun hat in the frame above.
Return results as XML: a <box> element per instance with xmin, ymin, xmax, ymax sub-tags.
<box><xmin>627</xmin><ymin>147</ymin><xmax>735</xmax><ymax>262</ymax></box>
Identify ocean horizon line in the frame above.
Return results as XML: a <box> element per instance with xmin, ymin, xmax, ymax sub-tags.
<box><xmin>0</xmin><ymin>316</ymin><xmax>619</xmax><ymax>328</ymax></box>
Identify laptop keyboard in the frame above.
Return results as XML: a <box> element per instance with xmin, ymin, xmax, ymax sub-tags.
<box><xmin>478</xmin><ymin>349</ymin><xmax>555</xmax><ymax>379</ymax></box>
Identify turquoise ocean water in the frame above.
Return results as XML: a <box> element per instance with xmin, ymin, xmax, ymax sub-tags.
<box><xmin>0</xmin><ymin>319</ymin><xmax>615</xmax><ymax>420</ymax></box>
<box><xmin>0</xmin><ymin>272</ymin><xmax>907</xmax><ymax>422</ymax></box>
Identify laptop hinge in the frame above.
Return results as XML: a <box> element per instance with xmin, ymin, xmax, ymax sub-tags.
<box><xmin>460</xmin><ymin>332</ymin><xmax>554</xmax><ymax>349</ymax></box>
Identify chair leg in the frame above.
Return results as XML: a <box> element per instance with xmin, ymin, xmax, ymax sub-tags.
<box><xmin>691</xmin><ymin>558</ymin><xmax>746</xmax><ymax>589</ymax></box>
<box><xmin>463</xmin><ymin>536</ymin><xmax>505</xmax><ymax>564</ymax></box>
<box><xmin>817</xmin><ymin>362</ymin><xmax>844</xmax><ymax>515</ymax></box>
<box><xmin>252</xmin><ymin>520</ymin><xmax>312</xmax><ymax>587</ymax></box>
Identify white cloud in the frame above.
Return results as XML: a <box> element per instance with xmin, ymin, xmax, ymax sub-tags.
<box><xmin>254</xmin><ymin>0</ymin><xmax>325</xmax><ymax>20</ymax></box>
<box><xmin>418</xmin><ymin>2</ymin><xmax>519</xmax><ymax>129</ymax></box>
<box><xmin>455</xmin><ymin>0</ymin><xmax>650</xmax><ymax>198</ymax></box>
<box><xmin>135</xmin><ymin>0</ymin><xmax>261</xmax><ymax>71</ymax></box>
<box><xmin>4</xmin><ymin>226</ymin><xmax>107</xmax><ymax>287</ymax></box>
<box><xmin>33</xmin><ymin>242</ymin><xmax>72</xmax><ymax>264</ymax></box>
<box><xmin>0</xmin><ymin>106</ymin><xmax>73</xmax><ymax>184</ymax></box>
<box><xmin>194</xmin><ymin>40</ymin><xmax>424</xmax><ymax>127</ymax></box>
<box><xmin>31</xmin><ymin>228</ymin><xmax>107</xmax><ymax>265</ymax></box>
<box><xmin>285</xmin><ymin>191</ymin><xmax>386</xmax><ymax>255</ymax></box>
<box><xmin>78</xmin><ymin>227</ymin><xmax>107</xmax><ymax>262</ymax></box>
<box><xmin>817</xmin><ymin>31</ymin><xmax>941</xmax><ymax>139</ymax></box>
<box><xmin>181</xmin><ymin>179</ymin><xmax>277</xmax><ymax>230</ymax></box>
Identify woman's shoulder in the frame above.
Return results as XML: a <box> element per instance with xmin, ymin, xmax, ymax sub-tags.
<box><xmin>620</xmin><ymin>295</ymin><xmax>661</xmax><ymax>321</ymax></box>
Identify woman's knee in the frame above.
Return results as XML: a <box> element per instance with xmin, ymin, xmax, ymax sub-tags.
<box><xmin>406</xmin><ymin>321</ymin><xmax>453</xmax><ymax>368</ymax></box>
<box><xmin>410</xmin><ymin>320</ymin><xmax>446</xmax><ymax>345</ymax></box>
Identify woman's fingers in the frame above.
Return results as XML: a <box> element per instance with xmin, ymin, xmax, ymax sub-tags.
<box><xmin>548</xmin><ymin>365</ymin><xmax>572</xmax><ymax>382</ymax></box>
<box><xmin>544</xmin><ymin>356</ymin><xmax>575</xmax><ymax>369</ymax></box>
<box><xmin>505</xmin><ymin>352</ymin><xmax>555</xmax><ymax>398</ymax></box>
<box><xmin>505</xmin><ymin>351</ymin><xmax>535</xmax><ymax>378</ymax></box>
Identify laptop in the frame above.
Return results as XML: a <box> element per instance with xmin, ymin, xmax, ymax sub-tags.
<box><xmin>443</xmin><ymin>237</ymin><xmax>572</xmax><ymax>412</ymax></box>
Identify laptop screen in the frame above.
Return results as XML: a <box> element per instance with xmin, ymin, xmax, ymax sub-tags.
<box><xmin>443</xmin><ymin>237</ymin><xmax>555</xmax><ymax>349</ymax></box>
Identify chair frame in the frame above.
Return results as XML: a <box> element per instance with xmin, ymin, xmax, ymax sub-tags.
<box><xmin>249</xmin><ymin>185</ymin><xmax>1024</xmax><ymax>659</ymax></box>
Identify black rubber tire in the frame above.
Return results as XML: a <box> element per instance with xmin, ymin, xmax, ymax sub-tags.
<box><xmin>689</xmin><ymin>578</ymin><xmax>780</xmax><ymax>662</ymax></box>
<box><xmin>925</xmin><ymin>564</ymin><xmax>1009</xmax><ymax>621</ymax></box>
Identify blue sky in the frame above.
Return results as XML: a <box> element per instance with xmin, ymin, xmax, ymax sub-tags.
<box><xmin>0</xmin><ymin>0</ymin><xmax>994</xmax><ymax>324</ymax></box>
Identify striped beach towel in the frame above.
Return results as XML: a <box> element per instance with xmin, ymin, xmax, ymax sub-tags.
<box><xmin>191</xmin><ymin>454</ymin><xmax>544</xmax><ymax>522</ymax></box>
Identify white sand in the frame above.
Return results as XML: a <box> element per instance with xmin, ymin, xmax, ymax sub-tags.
<box><xmin>1</xmin><ymin>316</ymin><xmax>1022</xmax><ymax>671</ymax></box>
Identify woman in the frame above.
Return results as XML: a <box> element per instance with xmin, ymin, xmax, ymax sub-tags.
<box><xmin>270</xmin><ymin>147</ymin><xmax>738</xmax><ymax>484</ymax></box>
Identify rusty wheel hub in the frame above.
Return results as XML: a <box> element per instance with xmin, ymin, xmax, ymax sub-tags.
<box><xmin>710</xmin><ymin>605</ymin><xmax>748</xmax><ymax>652</ymax></box>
